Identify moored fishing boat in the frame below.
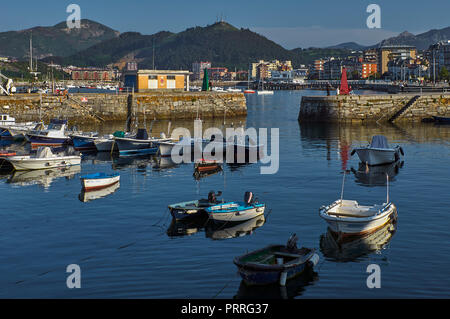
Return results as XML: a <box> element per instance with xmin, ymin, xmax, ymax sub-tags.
<box><xmin>80</xmin><ymin>172</ymin><xmax>120</xmax><ymax>191</ymax></box>
<box><xmin>351</xmin><ymin>135</ymin><xmax>404</xmax><ymax>166</ymax></box>
<box><xmin>119</xmin><ymin>146</ymin><xmax>159</xmax><ymax>157</ymax></box>
<box><xmin>206</xmin><ymin>191</ymin><xmax>265</xmax><ymax>222</ymax></box>
<box><xmin>5</xmin><ymin>146</ymin><xmax>81</xmax><ymax>171</ymax></box>
<box><xmin>233</xmin><ymin>234</ymin><xmax>320</xmax><ymax>286</ymax></box>
<box><xmin>114</xmin><ymin>129</ymin><xmax>172</xmax><ymax>152</ymax></box>
<box><xmin>26</xmin><ymin>119</ymin><xmax>71</xmax><ymax>147</ymax></box>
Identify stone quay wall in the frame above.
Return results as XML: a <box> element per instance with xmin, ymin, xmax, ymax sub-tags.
<box><xmin>299</xmin><ymin>94</ymin><xmax>450</xmax><ymax>123</ymax></box>
<box><xmin>0</xmin><ymin>91</ymin><xmax>247</xmax><ymax>124</ymax></box>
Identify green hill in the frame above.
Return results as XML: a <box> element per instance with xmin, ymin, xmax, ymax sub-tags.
<box><xmin>0</xmin><ymin>19</ymin><xmax>119</xmax><ymax>59</ymax></box>
<box><xmin>61</xmin><ymin>21</ymin><xmax>353</xmax><ymax>70</ymax></box>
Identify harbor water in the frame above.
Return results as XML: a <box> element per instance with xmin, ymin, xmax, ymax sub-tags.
<box><xmin>1</xmin><ymin>90</ymin><xmax>449</xmax><ymax>298</ymax></box>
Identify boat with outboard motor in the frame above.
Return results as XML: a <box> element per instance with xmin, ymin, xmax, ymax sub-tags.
<box><xmin>206</xmin><ymin>191</ymin><xmax>265</xmax><ymax>222</ymax></box>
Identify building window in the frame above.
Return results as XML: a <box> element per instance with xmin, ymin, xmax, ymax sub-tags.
<box><xmin>148</xmin><ymin>75</ymin><xmax>157</xmax><ymax>80</ymax></box>
<box><xmin>167</xmin><ymin>75</ymin><xmax>176</xmax><ymax>80</ymax></box>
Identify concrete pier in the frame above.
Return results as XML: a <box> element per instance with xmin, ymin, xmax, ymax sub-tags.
<box><xmin>299</xmin><ymin>94</ymin><xmax>450</xmax><ymax>123</ymax></box>
<box><xmin>0</xmin><ymin>91</ymin><xmax>247</xmax><ymax>124</ymax></box>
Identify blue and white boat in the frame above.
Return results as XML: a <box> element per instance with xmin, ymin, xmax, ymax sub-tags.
<box><xmin>26</xmin><ymin>119</ymin><xmax>70</xmax><ymax>147</ymax></box>
<box><xmin>205</xmin><ymin>192</ymin><xmax>265</xmax><ymax>222</ymax></box>
<box><xmin>169</xmin><ymin>191</ymin><xmax>223</xmax><ymax>221</ymax></box>
<box><xmin>114</xmin><ymin>128</ymin><xmax>172</xmax><ymax>153</ymax></box>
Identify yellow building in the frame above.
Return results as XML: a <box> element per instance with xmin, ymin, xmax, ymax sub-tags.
<box><xmin>124</xmin><ymin>69</ymin><xmax>190</xmax><ymax>92</ymax></box>
<box><xmin>378</xmin><ymin>46</ymin><xmax>417</xmax><ymax>75</ymax></box>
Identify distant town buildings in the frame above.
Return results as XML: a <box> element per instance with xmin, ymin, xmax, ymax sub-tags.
<box><xmin>192</xmin><ymin>61</ymin><xmax>211</xmax><ymax>80</ymax></box>
<box><xmin>427</xmin><ymin>40</ymin><xmax>450</xmax><ymax>77</ymax></box>
<box><xmin>251</xmin><ymin>60</ymin><xmax>293</xmax><ymax>79</ymax></box>
<box><xmin>378</xmin><ymin>45</ymin><xmax>417</xmax><ymax>75</ymax></box>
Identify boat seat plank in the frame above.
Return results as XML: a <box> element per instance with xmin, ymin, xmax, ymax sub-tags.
<box><xmin>274</xmin><ymin>252</ymin><xmax>301</xmax><ymax>258</ymax></box>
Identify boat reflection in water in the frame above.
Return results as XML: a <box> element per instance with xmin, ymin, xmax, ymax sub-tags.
<box><xmin>7</xmin><ymin>165</ymin><xmax>80</xmax><ymax>189</ymax></box>
<box><xmin>320</xmin><ymin>218</ymin><xmax>397</xmax><ymax>262</ymax></box>
<box><xmin>206</xmin><ymin>215</ymin><xmax>265</xmax><ymax>240</ymax></box>
<box><xmin>234</xmin><ymin>266</ymin><xmax>318</xmax><ymax>299</ymax></box>
<box><xmin>166</xmin><ymin>215</ymin><xmax>266</xmax><ymax>240</ymax></box>
<box><xmin>351</xmin><ymin>161</ymin><xmax>404</xmax><ymax>187</ymax></box>
<box><xmin>112</xmin><ymin>155</ymin><xmax>154</xmax><ymax>170</ymax></box>
<box><xmin>152</xmin><ymin>156</ymin><xmax>178</xmax><ymax>170</ymax></box>
<box><xmin>78</xmin><ymin>182</ymin><xmax>120</xmax><ymax>202</ymax></box>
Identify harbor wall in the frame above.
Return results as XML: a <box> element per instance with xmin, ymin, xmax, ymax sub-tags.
<box><xmin>0</xmin><ymin>92</ymin><xmax>247</xmax><ymax>124</ymax></box>
<box><xmin>299</xmin><ymin>94</ymin><xmax>450</xmax><ymax>123</ymax></box>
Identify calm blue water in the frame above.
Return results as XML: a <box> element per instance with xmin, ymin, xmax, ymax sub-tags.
<box><xmin>1</xmin><ymin>90</ymin><xmax>449</xmax><ymax>298</ymax></box>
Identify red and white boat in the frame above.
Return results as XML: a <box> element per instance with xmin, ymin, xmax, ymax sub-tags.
<box><xmin>80</xmin><ymin>172</ymin><xmax>120</xmax><ymax>191</ymax></box>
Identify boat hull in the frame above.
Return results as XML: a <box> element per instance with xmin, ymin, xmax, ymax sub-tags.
<box><xmin>114</xmin><ymin>138</ymin><xmax>155</xmax><ymax>151</ymax></box>
<box><xmin>94</xmin><ymin>139</ymin><xmax>117</xmax><ymax>152</ymax></box>
<box><xmin>209</xmin><ymin>205</ymin><xmax>265</xmax><ymax>222</ymax></box>
<box><xmin>81</xmin><ymin>175</ymin><xmax>120</xmax><ymax>191</ymax></box>
<box><xmin>319</xmin><ymin>202</ymin><xmax>397</xmax><ymax>236</ymax></box>
<box><xmin>355</xmin><ymin>148</ymin><xmax>398</xmax><ymax>166</ymax></box>
<box><xmin>234</xmin><ymin>245</ymin><xmax>319</xmax><ymax>286</ymax></box>
<box><xmin>27</xmin><ymin>135</ymin><xmax>70</xmax><ymax>147</ymax></box>
<box><xmin>71</xmin><ymin>135</ymin><xmax>97</xmax><ymax>151</ymax></box>
<box><xmin>7</xmin><ymin>156</ymin><xmax>81</xmax><ymax>171</ymax></box>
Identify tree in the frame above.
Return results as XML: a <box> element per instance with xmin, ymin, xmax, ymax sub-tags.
<box><xmin>439</xmin><ymin>66</ymin><xmax>449</xmax><ymax>81</ymax></box>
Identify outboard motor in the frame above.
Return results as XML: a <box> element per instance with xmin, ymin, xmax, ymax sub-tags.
<box><xmin>286</xmin><ymin>233</ymin><xmax>299</xmax><ymax>252</ymax></box>
<box><xmin>136</xmin><ymin>128</ymin><xmax>148</xmax><ymax>140</ymax></box>
<box><xmin>244</xmin><ymin>191</ymin><xmax>254</xmax><ymax>205</ymax></box>
<box><xmin>208</xmin><ymin>191</ymin><xmax>217</xmax><ymax>204</ymax></box>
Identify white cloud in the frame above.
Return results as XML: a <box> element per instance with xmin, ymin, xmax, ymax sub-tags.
<box><xmin>251</xmin><ymin>26</ymin><xmax>400</xmax><ymax>49</ymax></box>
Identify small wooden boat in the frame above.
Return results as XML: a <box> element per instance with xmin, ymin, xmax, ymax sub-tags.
<box><xmin>351</xmin><ymin>135</ymin><xmax>404</xmax><ymax>166</ymax></box>
<box><xmin>6</xmin><ymin>147</ymin><xmax>81</xmax><ymax>171</ymax></box>
<box><xmin>194</xmin><ymin>158</ymin><xmax>222</xmax><ymax>172</ymax></box>
<box><xmin>168</xmin><ymin>191</ymin><xmax>223</xmax><ymax>221</ymax></box>
<box><xmin>206</xmin><ymin>191</ymin><xmax>265</xmax><ymax>222</ymax></box>
<box><xmin>243</xmin><ymin>90</ymin><xmax>255</xmax><ymax>94</ymax></box>
<box><xmin>80</xmin><ymin>172</ymin><xmax>120</xmax><ymax>191</ymax></box>
<box><xmin>233</xmin><ymin>234</ymin><xmax>320</xmax><ymax>286</ymax></box>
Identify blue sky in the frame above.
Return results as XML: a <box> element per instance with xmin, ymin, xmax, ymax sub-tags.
<box><xmin>1</xmin><ymin>0</ymin><xmax>449</xmax><ymax>48</ymax></box>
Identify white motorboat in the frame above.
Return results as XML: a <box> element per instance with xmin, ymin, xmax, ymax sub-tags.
<box><xmin>6</xmin><ymin>147</ymin><xmax>81</xmax><ymax>171</ymax></box>
<box><xmin>351</xmin><ymin>135</ymin><xmax>404</xmax><ymax>166</ymax></box>
<box><xmin>25</xmin><ymin>119</ymin><xmax>71</xmax><ymax>147</ymax></box>
<box><xmin>0</xmin><ymin>114</ymin><xmax>39</xmax><ymax>139</ymax></box>
<box><xmin>319</xmin><ymin>174</ymin><xmax>397</xmax><ymax>236</ymax></box>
